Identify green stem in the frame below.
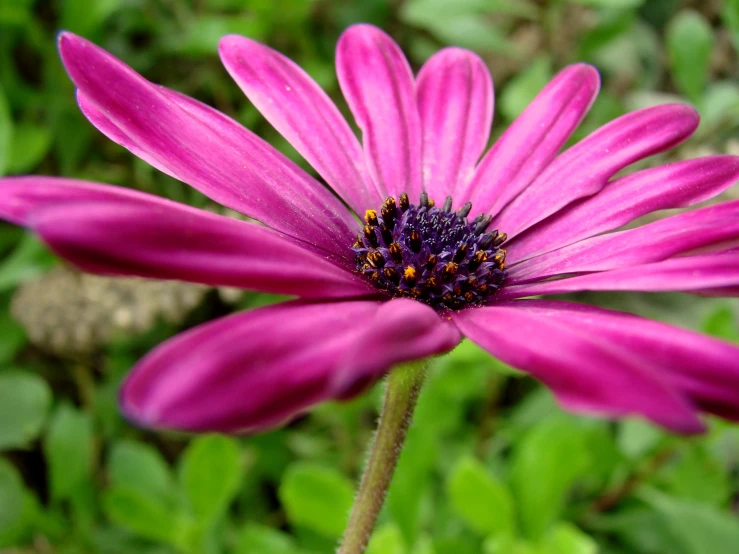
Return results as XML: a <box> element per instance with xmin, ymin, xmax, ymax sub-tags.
<box><xmin>338</xmin><ymin>361</ymin><xmax>427</xmax><ymax>554</ymax></box>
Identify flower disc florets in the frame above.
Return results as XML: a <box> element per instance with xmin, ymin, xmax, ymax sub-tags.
<box><xmin>353</xmin><ymin>192</ymin><xmax>507</xmax><ymax>311</ymax></box>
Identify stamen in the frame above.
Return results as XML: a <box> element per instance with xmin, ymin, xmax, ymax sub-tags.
<box><xmin>425</xmin><ymin>254</ymin><xmax>438</xmax><ymax>271</ymax></box>
<box><xmin>403</xmin><ymin>266</ymin><xmax>418</xmax><ymax>286</ymax></box>
<box><xmin>399</xmin><ymin>193</ymin><xmax>410</xmax><ymax>212</ymax></box>
<box><xmin>368</xmin><ymin>250</ymin><xmax>385</xmax><ymax>268</ymax></box>
<box><xmin>364</xmin><ymin>225</ymin><xmax>378</xmax><ymax>248</ymax></box>
<box><xmin>457</xmin><ymin>202</ymin><xmax>472</xmax><ymax>218</ymax></box>
<box><xmin>379</xmin><ymin>224</ymin><xmax>393</xmax><ymax>245</ymax></box>
<box><xmin>441</xmin><ymin>262</ymin><xmax>458</xmax><ymax>282</ymax></box>
<box><xmin>409</xmin><ymin>231</ymin><xmax>422</xmax><ymax>253</ymax></box>
<box><xmin>473</xmin><ymin>215</ymin><xmax>493</xmax><ymax>235</ymax></box>
<box><xmin>353</xmin><ymin>191</ymin><xmax>507</xmax><ymax>310</ymax></box>
<box><xmin>389</xmin><ymin>242</ymin><xmax>403</xmax><ymax>262</ymax></box>
<box><xmin>469</xmin><ymin>250</ymin><xmax>487</xmax><ymax>271</ymax></box>
<box><xmin>453</xmin><ymin>244</ymin><xmax>468</xmax><ymax>263</ymax></box>
<box><xmin>383</xmin><ymin>267</ymin><xmax>400</xmax><ymax>284</ymax></box>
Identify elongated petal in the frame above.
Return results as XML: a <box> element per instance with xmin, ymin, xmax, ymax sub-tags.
<box><xmin>510</xmin><ymin>200</ymin><xmax>739</xmax><ymax>283</ymax></box>
<box><xmin>60</xmin><ymin>32</ymin><xmax>356</xmax><ymax>258</ymax></box>
<box><xmin>121</xmin><ymin>299</ymin><xmax>460</xmax><ymax>432</ymax></box>
<box><xmin>0</xmin><ymin>177</ymin><xmax>371</xmax><ymax>298</ymax></box>
<box><xmin>218</xmin><ymin>35</ymin><xmax>377</xmax><ymax>214</ymax></box>
<box><xmin>417</xmin><ymin>47</ymin><xmax>493</xmax><ymax>201</ymax></box>
<box><xmin>488</xmin><ymin>300</ymin><xmax>739</xmax><ymax>421</ymax></box>
<box><xmin>503</xmin><ymin>253</ymin><xmax>739</xmax><ymax>298</ymax></box>
<box><xmin>459</xmin><ymin>64</ymin><xmax>600</xmax><ymax>215</ymax></box>
<box><xmin>0</xmin><ymin>176</ymin><xmax>155</xmax><ymax>225</ymax></box>
<box><xmin>494</xmin><ymin>104</ymin><xmax>700</xmax><ymax>239</ymax></box>
<box><xmin>509</xmin><ymin>156</ymin><xmax>739</xmax><ymax>262</ymax></box>
<box><xmin>337</xmin><ymin>24</ymin><xmax>422</xmax><ymax>200</ymax></box>
<box><xmin>454</xmin><ymin>302</ymin><xmax>704</xmax><ymax>432</ymax></box>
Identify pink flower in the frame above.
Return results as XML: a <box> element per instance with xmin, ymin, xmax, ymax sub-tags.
<box><xmin>3</xmin><ymin>25</ymin><xmax>739</xmax><ymax>434</ymax></box>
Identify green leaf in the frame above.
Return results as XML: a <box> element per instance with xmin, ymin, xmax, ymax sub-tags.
<box><xmin>0</xmin><ymin>371</ymin><xmax>51</xmax><ymax>451</ymax></box>
<box><xmin>103</xmin><ymin>486</ymin><xmax>180</xmax><ymax>544</ymax></box>
<box><xmin>6</xmin><ymin>123</ymin><xmax>52</xmax><ymax>174</ymax></box>
<box><xmin>108</xmin><ymin>440</ymin><xmax>173</xmax><ymax>499</ymax></box>
<box><xmin>0</xmin><ymin>84</ymin><xmax>11</xmax><ymax>177</ymax></box>
<box><xmin>179</xmin><ymin>434</ymin><xmax>241</xmax><ymax>525</ymax></box>
<box><xmin>170</xmin><ymin>16</ymin><xmax>266</xmax><ymax>57</ymax></box>
<box><xmin>235</xmin><ymin>523</ymin><xmax>297</xmax><ymax>554</ymax></box>
<box><xmin>279</xmin><ymin>463</ymin><xmax>354</xmax><ymax>538</ymax></box>
<box><xmin>0</xmin><ymin>234</ymin><xmax>55</xmax><ymax>292</ymax></box>
<box><xmin>366</xmin><ymin>523</ymin><xmax>406</xmax><ymax>554</ymax></box>
<box><xmin>662</xmin><ymin>447</ymin><xmax>730</xmax><ymax>506</ymax></box>
<box><xmin>447</xmin><ymin>456</ymin><xmax>515</xmax><ymax>538</ymax></box>
<box><xmin>510</xmin><ymin>417</ymin><xmax>590</xmax><ymax>539</ymax></box>
<box><xmin>387</xmin><ymin>428</ymin><xmax>436</xmax><ymax>543</ymax></box>
<box><xmin>539</xmin><ymin>523</ymin><xmax>597</xmax><ymax>554</ymax></box>
<box><xmin>702</xmin><ymin>305</ymin><xmax>739</xmax><ymax>342</ymax></box>
<box><xmin>666</xmin><ymin>10</ymin><xmax>714</xmax><ymax>101</ymax></box>
<box><xmin>724</xmin><ymin>0</ymin><xmax>739</xmax><ymax>50</ymax></box>
<box><xmin>400</xmin><ymin>0</ymin><xmax>515</xmax><ymax>52</ymax></box>
<box><xmin>59</xmin><ymin>0</ymin><xmax>121</xmax><ymax>36</ymax></box>
<box><xmin>570</xmin><ymin>0</ymin><xmax>644</xmax><ymax>7</ymax></box>
<box><xmin>499</xmin><ymin>58</ymin><xmax>552</xmax><ymax>122</ymax></box>
<box><xmin>0</xmin><ymin>459</ymin><xmax>35</xmax><ymax>547</ymax></box>
<box><xmin>44</xmin><ymin>403</ymin><xmax>94</xmax><ymax>501</ymax></box>
<box><xmin>641</xmin><ymin>489</ymin><xmax>739</xmax><ymax>554</ymax></box>
<box><xmin>617</xmin><ymin>418</ymin><xmax>663</xmax><ymax>459</ymax></box>
<box><xmin>0</xmin><ymin>313</ymin><xmax>26</xmax><ymax>365</ymax></box>
<box><xmin>698</xmin><ymin>82</ymin><xmax>739</xmax><ymax>133</ymax></box>
<box><xmin>410</xmin><ymin>535</ymin><xmax>436</xmax><ymax>554</ymax></box>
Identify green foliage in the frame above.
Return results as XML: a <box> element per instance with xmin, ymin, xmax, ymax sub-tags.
<box><xmin>0</xmin><ymin>85</ymin><xmax>10</xmax><ymax>177</ymax></box>
<box><xmin>180</xmin><ymin>434</ymin><xmax>242</xmax><ymax>525</ymax></box>
<box><xmin>0</xmin><ymin>458</ymin><xmax>36</xmax><ymax>547</ymax></box>
<box><xmin>499</xmin><ymin>57</ymin><xmax>552</xmax><ymax>122</ymax></box>
<box><xmin>1</xmin><ymin>1</ymin><xmax>739</xmax><ymax>553</ymax></box>
<box><xmin>511</xmin><ymin>417</ymin><xmax>591</xmax><ymax>539</ymax></box>
<box><xmin>641</xmin><ymin>489</ymin><xmax>739</xmax><ymax>554</ymax></box>
<box><xmin>108</xmin><ymin>440</ymin><xmax>173</xmax><ymax>499</ymax></box>
<box><xmin>279</xmin><ymin>463</ymin><xmax>355</xmax><ymax>538</ymax></box>
<box><xmin>447</xmin><ymin>456</ymin><xmax>515</xmax><ymax>538</ymax></box>
<box><xmin>0</xmin><ymin>371</ymin><xmax>51</xmax><ymax>450</ymax></box>
<box><xmin>44</xmin><ymin>403</ymin><xmax>94</xmax><ymax>502</ymax></box>
<box><xmin>102</xmin><ymin>487</ymin><xmax>181</xmax><ymax>545</ymax></box>
<box><xmin>666</xmin><ymin>10</ymin><xmax>714</xmax><ymax>102</ymax></box>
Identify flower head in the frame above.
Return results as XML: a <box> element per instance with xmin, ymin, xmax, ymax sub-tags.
<box><xmin>2</xmin><ymin>25</ymin><xmax>739</xmax><ymax>434</ymax></box>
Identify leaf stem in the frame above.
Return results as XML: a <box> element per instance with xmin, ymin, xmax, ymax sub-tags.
<box><xmin>337</xmin><ymin>361</ymin><xmax>427</xmax><ymax>554</ymax></box>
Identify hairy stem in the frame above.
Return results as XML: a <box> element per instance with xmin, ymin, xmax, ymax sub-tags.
<box><xmin>338</xmin><ymin>361</ymin><xmax>427</xmax><ymax>554</ymax></box>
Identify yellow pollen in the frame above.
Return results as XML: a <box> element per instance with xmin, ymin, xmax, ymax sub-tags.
<box><xmin>403</xmin><ymin>266</ymin><xmax>417</xmax><ymax>280</ymax></box>
<box><xmin>364</xmin><ymin>209</ymin><xmax>378</xmax><ymax>224</ymax></box>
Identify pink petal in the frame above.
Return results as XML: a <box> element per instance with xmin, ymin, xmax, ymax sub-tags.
<box><xmin>502</xmin><ymin>252</ymin><xmax>739</xmax><ymax>298</ymax></box>
<box><xmin>218</xmin><ymin>35</ymin><xmax>378</xmax><ymax>214</ymax></box>
<box><xmin>121</xmin><ymin>299</ymin><xmax>460</xmax><ymax>433</ymax></box>
<box><xmin>458</xmin><ymin>64</ymin><xmax>600</xmax><ymax>216</ymax></box>
<box><xmin>453</xmin><ymin>302</ymin><xmax>704</xmax><ymax>433</ymax></box>
<box><xmin>60</xmin><ymin>32</ymin><xmax>356</xmax><ymax>258</ymax></box>
<box><xmin>0</xmin><ymin>176</ymin><xmax>153</xmax><ymax>226</ymax></box>
<box><xmin>0</xmin><ymin>177</ymin><xmax>371</xmax><ymax>298</ymax></box>
<box><xmin>491</xmin><ymin>300</ymin><xmax>739</xmax><ymax>421</ymax></box>
<box><xmin>508</xmin><ymin>156</ymin><xmax>739</xmax><ymax>262</ymax></box>
<box><xmin>336</xmin><ymin>24</ymin><xmax>422</xmax><ymax>200</ymax></box>
<box><xmin>509</xmin><ymin>200</ymin><xmax>739</xmax><ymax>283</ymax></box>
<box><xmin>416</xmin><ymin>47</ymin><xmax>493</xmax><ymax>201</ymax></box>
<box><xmin>494</xmin><ymin>104</ymin><xmax>700</xmax><ymax>239</ymax></box>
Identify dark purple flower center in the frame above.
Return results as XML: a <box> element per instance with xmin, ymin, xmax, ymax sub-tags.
<box><xmin>353</xmin><ymin>192</ymin><xmax>507</xmax><ymax>311</ymax></box>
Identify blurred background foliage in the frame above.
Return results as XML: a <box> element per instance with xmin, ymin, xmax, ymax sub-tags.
<box><xmin>1</xmin><ymin>0</ymin><xmax>739</xmax><ymax>552</ymax></box>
